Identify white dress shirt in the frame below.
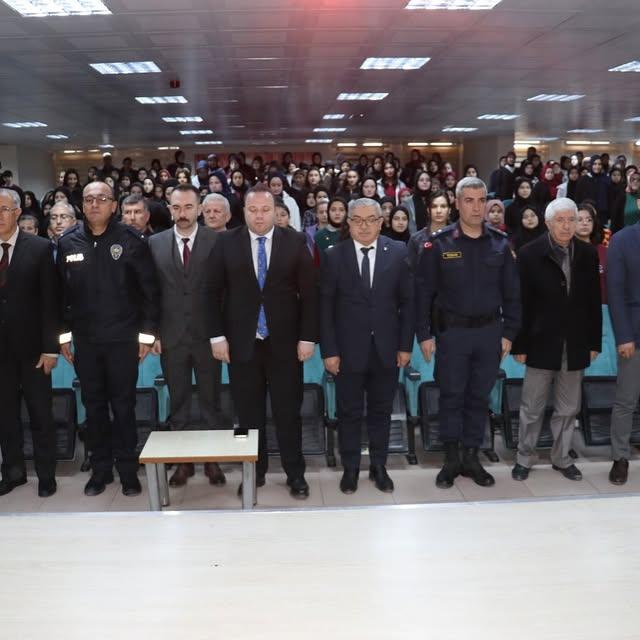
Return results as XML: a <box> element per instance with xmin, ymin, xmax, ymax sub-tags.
<box><xmin>352</xmin><ymin>238</ymin><xmax>377</xmax><ymax>287</ymax></box>
<box><xmin>0</xmin><ymin>227</ymin><xmax>19</xmax><ymax>264</ymax></box>
<box><xmin>174</xmin><ymin>225</ymin><xmax>198</xmax><ymax>262</ymax></box>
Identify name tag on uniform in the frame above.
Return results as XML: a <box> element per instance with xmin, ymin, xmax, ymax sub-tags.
<box><xmin>65</xmin><ymin>253</ymin><xmax>84</xmax><ymax>263</ymax></box>
<box><xmin>442</xmin><ymin>251</ymin><xmax>462</xmax><ymax>260</ymax></box>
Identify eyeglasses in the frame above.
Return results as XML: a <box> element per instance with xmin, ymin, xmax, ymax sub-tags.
<box><xmin>0</xmin><ymin>206</ymin><xmax>18</xmax><ymax>215</ymax></box>
<box><xmin>83</xmin><ymin>195</ymin><xmax>114</xmax><ymax>205</ymax></box>
<box><xmin>50</xmin><ymin>214</ymin><xmax>75</xmax><ymax>222</ymax></box>
<box><xmin>349</xmin><ymin>216</ymin><xmax>381</xmax><ymax>227</ymax></box>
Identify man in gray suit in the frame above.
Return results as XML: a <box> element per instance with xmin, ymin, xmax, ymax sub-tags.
<box><xmin>149</xmin><ymin>184</ymin><xmax>225</xmax><ymax>487</ymax></box>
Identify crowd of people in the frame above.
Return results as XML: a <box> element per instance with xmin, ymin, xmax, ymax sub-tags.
<box><xmin>0</xmin><ymin>143</ymin><xmax>639</xmax><ymax>504</ymax></box>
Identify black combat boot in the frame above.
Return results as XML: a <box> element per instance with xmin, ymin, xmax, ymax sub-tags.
<box><xmin>436</xmin><ymin>441</ymin><xmax>461</xmax><ymax>489</ymax></box>
<box><xmin>461</xmin><ymin>447</ymin><xmax>495</xmax><ymax>487</ymax></box>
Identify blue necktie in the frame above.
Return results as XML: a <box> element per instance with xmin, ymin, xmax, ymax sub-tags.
<box><xmin>257</xmin><ymin>236</ymin><xmax>269</xmax><ymax>338</ymax></box>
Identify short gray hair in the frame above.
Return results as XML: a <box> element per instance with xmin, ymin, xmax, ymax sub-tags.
<box><xmin>122</xmin><ymin>194</ymin><xmax>149</xmax><ymax>211</ymax></box>
<box><xmin>545</xmin><ymin>197</ymin><xmax>578</xmax><ymax>222</ymax></box>
<box><xmin>455</xmin><ymin>176</ymin><xmax>487</xmax><ymax>199</ymax></box>
<box><xmin>0</xmin><ymin>188</ymin><xmax>20</xmax><ymax>208</ymax></box>
<box><xmin>348</xmin><ymin>197</ymin><xmax>381</xmax><ymax>218</ymax></box>
<box><xmin>202</xmin><ymin>193</ymin><xmax>230</xmax><ymax>215</ymax></box>
<box><xmin>51</xmin><ymin>201</ymin><xmax>76</xmax><ymax>218</ymax></box>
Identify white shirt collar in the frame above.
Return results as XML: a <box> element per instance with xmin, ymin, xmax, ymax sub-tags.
<box><xmin>1</xmin><ymin>226</ymin><xmax>19</xmax><ymax>248</ymax></box>
<box><xmin>353</xmin><ymin>238</ymin><xmax>377</xmax><ymax>252</ymax></box>
<box><xmin>174</xmin><ymin>225</ymin><xmax>198</xmax><ymax>244</ymax></box>
<box><xmin>248</xmin><ymin>226</ymin><xmax>275</xmax><ymax>242</ymax></box>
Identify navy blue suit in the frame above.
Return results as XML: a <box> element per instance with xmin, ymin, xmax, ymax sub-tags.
<box><xmin>320</xmin><ymin>235</ymin><xmax>414</xmax><ymax>469</ymax></box>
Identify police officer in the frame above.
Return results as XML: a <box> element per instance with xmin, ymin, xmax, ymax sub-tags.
<box><xmin>416</xmin><ymin>177</ymin><xmax>520</xmax><ymax>489</ymax></box>
<box><xmin>58</xmin><ymin>181</ymin><xmax>160</xmax><ymax>497</ymax></box>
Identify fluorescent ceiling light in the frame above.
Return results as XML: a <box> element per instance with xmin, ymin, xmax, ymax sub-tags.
<box><xmin>624</xmin><ymin>116</ymin><xmax>640</xmax><ymax>122</ymax></box>
<box><xmin>90</xmin><ymin>61</ymin><xmax>161</xmax><ymax>75</ymax></box>
<box><xmin>337</xmin><ymin>143</ymin><xmax>358</xmax><ymax>147</ymax></box>
<box><xmin>63</xmin><ymin>150</ymin><xmax>83</xmax><ymax>154</ymax></box>
<box><xmin>136</xmin><ymin>96</ymin><xmax>187</xmax><ymax>104</ymax></box>
<box><xmin>179</xmin><ymin>129</ymin><xmax>213</xmax><ymax>135</ymax></box>
<box><xmin>323</xmin><ymin>114</ymin><xmax>345</xmax><ymax>120</ymax></box>
<box><xmin>194</xmin><ymin>141</ymin><xmax>223</xmax><ymax>145</ymax></box>
<box><xmin>477</xmin><ymin>114</ymin><xmax>519</xmax><ymax>120</ymax></box>
<box><xmin>3</xmin><ymin>121</ymin><xmax>47</xmax><ymax>128</ymax></box>
<box><xmin>157</xmin><ymin>146</ymin><xmax>180</xmax><ymax>150</ymax></box>
<box><xmin>337</xmin><ymin>92</ymin><xmax>388</xmax><ymax>101</ymax></box>
<box><xmin>609</xmin><ymin>60</ymin><xmax>640</xmax><ymax>73</ymax></box>
<box><xmin>514</xmin><ymin>139</ymin><xmax>540</xmax><ymax>145</ymax></box>
<box><xmin>527</xmin><ymin>94</ymin><xmax>585</xmax><ymax>102</ymax></box>
<box><xmin>87</xmin><ymin>149</ymin><xmax>99</xmax><ymax>152</ymax></box>
<box><xmin>162</xmin><ymin>116</ymin><xmax>203</xmax><ymax>123</ymax></box>
<box><xmin>305</xmin><ymin>138</ymin><xmax>333</xmax><ymax>143</ymax></box>
<box><xmin>442</xmin><ymin>126</ymin><xmax>477</xmax><ymax>132</ymax></box>
<box><xmin>3</xmin><ymin>0</ymin><xmax>111</xmax><ymax>16</ymax></box>
<box><xmin>430</xmin><ymin>142</ymin><xmax>453</xmax><ymax>147</ymax></box>
<box><xmin>361</xmin><ymin>57</ymin><xmax>430</xmax><ymax>70</ymax></box>
<box><xmin>258</xmin><ymin>85</ymin><xmax>288</xmax><ymax>89</ymax></box>
<box><xmin>567</xmin><ymin>129</ymin><xmax>604</xmax><ymax>133</ymax></box>
<box><xmin>98</xmin><ymin>144</ymin><xmax>114</xmax><ymax>148</ymax></box>
<box><xmin>229</xmin><ymin>125</ymin><xmax>246</xmax><ymax>128</ymax></box>
<box><xmin>363</xmin><ymin>142</ymin><xmax>383</xmax><ymax>147</ymax></box>
<box><xmin>405</xmin><ymin>0</ymin><xmax>502</xmax><ymax>9</ymax></box>
<box><xmin>46</xmin><ymin>134</ymin><xmax>68</xmax><ymax>139</ymax></box>
<box><xmin>313</xmin><ymin>127</ymin><xmax>346</xmax><ymax>132</ymax></box>
<box><xmin>566</xmin><ymin>140</ymin><xmax>611</xmax><ymax>145</ymax></box>
<box><xmin>407</xmin><ymin>142</ymin><xmax>430</xmax><ymax>146</ymax></box>
<box><xmin>635</xmin><ymin>140</ymin><xmax>640</xmax><ymax>146</ymax></box>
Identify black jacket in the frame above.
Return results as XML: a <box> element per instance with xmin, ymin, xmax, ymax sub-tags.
<box><xmin>512</xmin><ymin>233</ymin><xmax>602</xmax><ymax>370</ymax></box>
<box><xmin>57</xmin><ymin>219</ymin><xmax>160</xmax><ymax>343</ymax></box>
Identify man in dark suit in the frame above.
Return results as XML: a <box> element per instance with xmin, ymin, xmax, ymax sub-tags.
<box><xmin>211</xmin><ymin>183</ymin><xmax>318</xmax><ymax>499</ymax></box>
<box><xmin>511</xmin><ymin>198</ymin><xmax>601</xmax><ymax>482</ymax></box>
<box><xmin>0</xmin><ymin>188</ymin><xmax>59</xmax><ymax>497</ymax></box>
<box><xmin>320</xmin><ymin>197</ymin><xmax>414</xmax><ymax>494</ymax></box>
<box><xmin>149</xmin><ymin>184</ymin><xmax>225</xmax><ymax>487</ymax></box>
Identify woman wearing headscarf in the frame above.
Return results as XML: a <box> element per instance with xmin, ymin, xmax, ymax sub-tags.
<box><xmin>209</xmin><ymin>168</ymin><xmax>244</xmax><ymax>228</ymax></box>
<box><xmin>383</xmin><ymin>206</ymin><xmax>411</xmax><ymax>244</ymax></box>
<box><xmin>556</xmin><ymin>165</ymin><xmax>580</xmax><ymax>201</ymax></box>
<box><xmin>402</xmin><ymin>170</ymin><xmax>431</xmax><ymax>233</ymax></box>
<box><xmin>485</xmin><ymin>199</ymin><xmax>507</xmax><ymax>232</ymax></box>
<box><xmin>512</xmin><ymin>204</ymin><xmax>546</xmax><ymax>254</ymax></box>
<box><xmin>505</xmin><ymin>177</ymin><xmax>535</xmax><ymax>234</ymax></box>
<box><xmin>267</xmin><ymin>172</ymin><xmax>301</xmax><ymax>231</ymax></box>
<box><xmin>610</xmin><ymin>170</ymin><xmax>640</xmax><ymax>232</ymax></box>
<box><xmin>314</xmin><ymin>196</ymin><xmax>348</xmax><ymax>266</ymax></box>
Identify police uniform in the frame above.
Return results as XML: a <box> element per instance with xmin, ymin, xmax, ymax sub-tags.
<box><xmin>416</xmin><ymin>221</ymin><xmax>521</xmax><ymax>485</ymax></box>
<box><xmin>57</xmin><ymin>220</ymin><xmax>160</xmax><ymax>484</ymax></box>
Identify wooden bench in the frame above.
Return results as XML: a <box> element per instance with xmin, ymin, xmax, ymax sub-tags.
<box><xmin>139</xmin><ymin>429</ymin><xmax>259</xmax><ymax>510</ymax></box>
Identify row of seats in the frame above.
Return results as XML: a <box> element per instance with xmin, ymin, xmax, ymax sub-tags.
<box><xmin>20</xmin><ymin>305</ymin><xmax>640</xmax><ymax>468</ymax></box>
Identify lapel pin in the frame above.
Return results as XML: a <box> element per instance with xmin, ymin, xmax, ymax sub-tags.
<box><xmin>383</xmin><ymin>246</ymin><xmax>388</xmax><ymax>251</ymax></box>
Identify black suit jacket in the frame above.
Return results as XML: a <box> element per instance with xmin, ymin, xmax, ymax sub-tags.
<box><xmin>320</xmin><ymin>235</ymin><xmax>414</xmax><ymax>372</ymax></box>
<box><xmin>512</xmin><ymin>233</ymin><xmax>602</xmax><ymax>371</ymax></box>
<box><xmin>211</xmin><ymin>225</ymin><xmax>318</xmax><ymax>363</ymax></box>
<box><xmin>0</xmin><ymin>231</ymin><xmax>60</xmax><ymax>359</ymax></box>
<box><xmin>148</xmin><ymin>227</ymin><xmax>219</xmax><ymax>349</ymax></box>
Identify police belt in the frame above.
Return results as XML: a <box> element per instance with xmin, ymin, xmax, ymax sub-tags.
<box><xmin>438</xmin><ymin>310</ymin><xmax>500</xmax><ymax>330</ymax></box>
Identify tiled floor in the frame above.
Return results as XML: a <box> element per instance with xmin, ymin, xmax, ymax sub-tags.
<box><xmin>2</xmin><ymin>433</ymin><xmax>639</xmax><ymax>513</ymax></box>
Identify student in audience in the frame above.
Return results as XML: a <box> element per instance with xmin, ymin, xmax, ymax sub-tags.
<box><xmin>274</xmin><ymin>199</ymin><xmax>293</xmax><ymax>229</ymax></box>
<box><xmin>209</xmin><ymin>169</ymin><xmax>243</xmax><ymax>228</ymax></box>
<box><xmin>404</xmin><ymin>170</ymin><xmax>431</xmax><ymax>232</ymax></box>
<box><xmin>485</xmin><ymin>199</ymin><xmax>507</xmax><ymax>232</ymax></box>
<box><xmin>384</xmin><ymin>206</ymin><xmax>411</xmax><ymax>244</ymax></box>
<box><xmin>512</xmin><ymin>205</ymin><xmax>546</xmax><ymax>254</ymax></box>
<box><xmin>337</xmin><ymin>169</ymin><xmax>361</xmax><ymax>201</ymax></box>
<box><xmin>610</xmin><ymin>171</ymin><xmax>640</xmax><ymax>232</ymax></box>
<box><xmin>505</xmin><ymin>177</ymin><xmax>535</xmax><ymax>233</ymax></box>
<box><xmin>376</xmin><ymin>162</ymin><xmax>406</xmax><ymax>205</ymax></box>
<box><xmin>267</xmin><ymin>173</ymin><xmax>301</xmax><ymax>231</ymax></box>
<box><xmin>575</xmin><ymin>154</ymin><xmax>610</xmax><ymax>226</ymax></box>
<box><xmin>202</xmin><ymin>193</ymin><xmax>231</xmax><ymax>232</ymax></box>
<box><xmin>18</xmin><ymin>213</ymin><xmax>39</xmax><ymax>235</ymax></box>
<box><xmin>575</xmin><ymin>202</ymin><xmax>608</xmax><ymax>303</ymax></box>
<box><xmin>22</xmin><ymin>190</ymin><xmax>42</xmax><ymax>224</ymax></box>
<box><xmin>305</xmin><ymin>198</ymin><xmax>328</xmax><ymax>256</ymax></box>
<box><xmin>314</xmin><ymin>196</ymin><xmax>348</xmax><ymax>265</ymax></box>
<box><xmin>556</xmin><ymin>165</ymin><xmax>580</xmax><ymax>201</ymax></box>
<box><xmin>360</xmin><ymin>176</ymin><xmax>379</xmax><ymax>201</ymax></box>
<box><xmin>63</xmin><ymin>170</ymin><xmax>83</xmax><ymax>212</ymax></box>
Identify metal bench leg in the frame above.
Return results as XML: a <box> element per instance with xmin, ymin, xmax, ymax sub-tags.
<box><xmin>158</xmin><ymin>462</ymin><xmax>170</xmax><ymax>507</ymax></box>
<box><xmin>326</xmin><ymin>422</ymin><xmax>337</xmax><ymax>467</ymax></box>
<box><xmin>146</xmin><ymin>463</ymin><xmax>162</xmax><ymax>511</ymax></box>
<box><xmin>406</xmin><ymin>420</ymin><xmax>418</xmax><ymax>465</ymax></box>
<box><xmin>242</xmin><ymin>461</ymin><xmax>256</xmax><ymax>509</ymax></box>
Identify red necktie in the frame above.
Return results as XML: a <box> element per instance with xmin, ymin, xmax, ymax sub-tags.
<box><xmin>0</xmin><ymin>243</ymin><xmax>10</xmax><ymax>288</ymax></box>
<box><xmin>182</xmin><ymin>237</ymin><xmax>190</xmax><ymax>271</ymax></box>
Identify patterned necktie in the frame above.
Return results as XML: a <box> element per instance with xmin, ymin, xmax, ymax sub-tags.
<box><xmin>182</xmin><ymin>237</ymin><xmax>190</xmax><ymax>272</ymax></box>
<box><xmin>256</xmin><ymin>236</ymin><xmax>269</xmax><ymax>338</ymax></box>
<box><xmin>360</xmin><ymin>246</ymin><xmax>372</xmax><ymax>290</ymax></box>
<box><xmin>0</xmin><ymin>243</ymin><xmax>10</xmax><ymax>288</ymax></box>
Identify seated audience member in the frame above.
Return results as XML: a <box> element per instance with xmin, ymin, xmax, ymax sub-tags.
<box><xmin>485</xmin><ymin>199</ymin><xmax>507</xmax><ymax>232</ymax></box>
<box><xmin>274</xmin><ymin>199</ymin><xmax>292</xmax><ymax>229</ymax></box>
<box><xmin>512</xmin><ymin>198</ymin><xmax>601</xmax><ymax>483</ymax></box>
<box><xmin>576</xmin><ymin>202</ymin><xmax>608</xmax><ymax>303</ymax></box>
<box><xmin>202</xmin><ymin>194</ymin><xmax>231</xmax><ymax>232</ymax></box>
<box><xmin>512</xmin><ymin>205</ymin><xmax>546</xmax><ymax>254</ymax></box>
<box><xmin>314</xmin><ymin>196</ymin><xmax>348</xmax><ymax>266</ymax></box>
<box><xmin>121</xmin><ymin>195</ymin><xmax>153</xmax><ymax>236</ymax></box>
<box><xmin>384</xmin><ymin>206</ymin><xmax>411</xmax><ymax>243</ymax></box>
<box><xmin>18</xmin><ymin>213</ymin><xmax>39</xmax><ymax>235</ymax></box>
<box><xmin>610</xmin><ymin>171</ymin><xmax>640</xmax><ymax>232</ymax></box>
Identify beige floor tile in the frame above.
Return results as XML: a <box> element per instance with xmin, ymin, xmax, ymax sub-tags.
<box><xmin>319</xmin><ymin>469</ymin><xmax>395</xmax><ymax>506</ymax></box>
<box><xmin>391</xmin><ymin>467</ymin><xmax>465</xmax><ymax>504</ymax></box>
<box><xmin>251</xmin><ymin>473</ymin><xmax>323</xmax><ymax>509</ymax></box>
<box><xmin>38</xmin><ymin>476</ymin><xmax>119</xmax><ymax>513</ymax></box>
<box><xmin>455</xmin><ymin>467</ymin><xmax>534</xmax><ymax>502</ymax></box>
<box><xmin>522</xmin><ymin>465</ymin><xmax>600</xmax><ymax>497</ymax></box>
<box><xmin>579</xmin><ymin>459</ymin><xmax>640</xmax><ymax>494</ymax></box>
<box><xmin>0</xmin><ymin>481</ymin><xmax>47</xmax><ymax>513</ymax></box>
<box><xmin>180</xmin><ymin>474</ymin><xmax>244</xmax><ymax>511</ymax></box>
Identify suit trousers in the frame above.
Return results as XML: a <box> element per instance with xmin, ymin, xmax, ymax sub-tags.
<box><xmin>516</xmin><ymin>354</ymin><xmax>583</xmax><ymax>469</ymax></box>
<box><xmin>335</xmin><ymin>338</ymin><xmax>398</xmax><ymax>470</ymax></box>
<box><xmin>0</xmin><ymin>352</ymin><xmax>57</xmax><ymax>481</ymax></box>
<box><xmin>74</xmin><ymin>339</ymin><xmax>139</xmax><ymax>477</ymax></box>
<box><xmin>610</xmin><ymin>350</ymin><xmax>640</xmax><ymax>460</ymax></box>
<box><xmin>161</xmin><ymin>339</ymin><xmax>222</xmax><ymax>430</ymax></box>
<box><xmin>229</xmin><ymin>338</ymin><xmax>304</xmax><ymax>479</ymax></box>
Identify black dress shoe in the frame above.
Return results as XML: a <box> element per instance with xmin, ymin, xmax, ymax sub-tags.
<box><xmin>609</xmin><ymin>458</ymin><xmax>629</xmax><ymax>485</ymax></box>
<box><xmin>84</xmin><ymin>472</ymin><xmax>114</xmax><ymax>496</ymax></box>
<box><xmin>237</xmin><ymin>474</ymin><xmax>266</xmax><ymax>496</ymax></box>
<box><xmin>0</xmin><ymin>476</ymin><xmax>27</xmax><ymax>497</ymax></box>
<box><xmin>287</xmin><ymin>476</ymin><xmax>310</xmax><ymax>499</ymax></box>
<box><xmin>369</xmin><ymin>465</ymin><xmax>394</xmax><ymax>493</ymax></box>
<box><xmin>340</xmin><ymin>469</ymin><xmax>359</xmax><ymax>494</ymax></box>
<box><xmin>121</xmin><ymin>475</ymin><xmax>142</xmax><ymax>497</ymax></box>
<box><xmin>38</xmin><ymin>478</ymin><xmax>57</xmax><ymax>498</ymax></box>
<box><xmin>511</xmin><ymin>463</ymin><xmax>530</xmax><ymax>481</ymax></box>
<box><xmin>552</xmin><ymin>464</ymin><xmax>582</xmax><ymax>481</ymax></box>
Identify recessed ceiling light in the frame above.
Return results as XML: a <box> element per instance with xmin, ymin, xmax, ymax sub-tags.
<box><xmin>609</xmin><ymin>60</ymin><xmax>640</xmax><ymax>73</ymax></box>
<box><xmin>136</xmin><ymin>96</ymin><xmax>187</xmax><ymax>104</ymax></box>
<box><xmin>305</xmin><ymin>139</ymin><xmax>333</xmax><ymax>143</ymax></box>
<box><xmin>360</xmin><ymin>57</ymin><xmax>430</xmax><ymax>70</ymax></box>
<box><xmin>98</xmin><ymin>144</ymin><xmax>114</xmax><ymax>149</ymax></box>
<box><xmin>3</xmin><ymin>121</ymin><xmax>47</xmax><ymax>128</ymax></box>
<box><xmin>337</xmin><ymin>92</ymin><xmax>388</xmax><ymax>101</ymax></box>
<box><xmin>362</xmin><ymin>142</ymin><xmax>383</xmax><ymax>147</ymax></box>
<box><xmin>407</xmin><ymin>142</ymin><xmax>430</xmax><ymax>146</ymax></box>
<box><xmin>313</xmin><ymin>127</ymin><xmax>347</xmax><ymax>132</ymax></box>
<box><xmin>3</xmin><ymin>0</ymin><xmax>111</xmax><ymax>16</ymax></box>
<box><xmin>194</xmin><ymin>141</ymin><xmax>223</xmax><ymax>145</ymax></box>
<box><xmin>624</xmin><ymin>116</ymin><xmax>640</xmax><ymax>122</ymax></box>
<box><xmin>477</xmin><ymin>114</ymin><xmax>519</xmax><ymax>120</ymax></box>
<box><xmin>527</xmin><ymin>94</ymin><xmax>585</xmax><ymax>102</ymax></box>
<box><xmin>90</xmin><ymin>61</ymin><xmax>161</xmax><ymax>75</ymax></box>
<box><xmin>405</xmin><ymin>0</ymin><xmax>502</xmax><ymax>9</ymax></box>
<box><xmin>162</xmin><ymin>116</ymin><xmax>203</xmax><ymax>123</ymax></box>
<box><xmin>179</xmin><ymin>130</ymin><xmax>213</xmax><ymax>135</ymax></box>
<box><xmin>46</xmin><ymin>134</ymin><xmax>68</xmax><ymax>139</ymax></box>
<box><xmin>566</xmin><ymin>140</ymin><xmax>611</xmax><ymax>146</ymax></box>
<box><xmin>430</xmin><ymin>142</ymin><xmax>454</xmax><ymax>147</ymax></box>
<box><xmin>635</xmin><ymin>140</ymin><xmax>640</xmax><ymax>147</ymax></box>
<box><xmin>323</xmin><ymin>114</ymin><xmax>345</xmax><ymax>120</ymax></box>
<box><xmin>442</xmin><ymin>126</ymin><xmax>478</xmax><ymax>132</ymax></box>
<box><xmin>567</xmin><ymin>129</ymin><xmax>604</xmax><ymax>133</ymax></box>
<box><xmin>337</xmin><ymin>143</ymin><xmax>358</xmax><ymax>147</ymax></box>
<box><xmin>157</xmin><ymin>146</ymin><xmax>180</xmax><ymax>150</ymax></box>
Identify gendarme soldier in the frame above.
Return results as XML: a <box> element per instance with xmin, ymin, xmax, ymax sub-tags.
<box><xmin>416</xmin><ymin>177</ymin><xmax>521</xmax><ymax>489</ymax></box>
<box><xmin>57</xmin><ymin>180</ymin><xmax>160</xmax><ymax>497</ymax></box>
